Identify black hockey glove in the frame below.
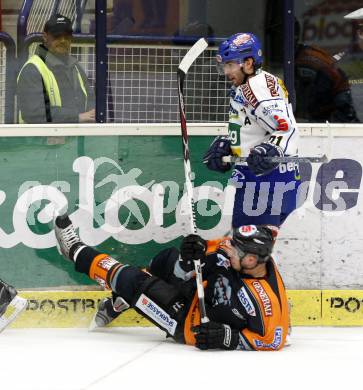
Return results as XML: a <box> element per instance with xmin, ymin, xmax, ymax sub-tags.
<box><xmin>247</xmin><ymin>142</ymin><xmax>284</xmax><ymax>176</ymax></box>
<box><xmin>193</xmin><ymin>321</ymin><xmax>239</xmax><ymax>350</ymax></box>
<box><xmin>179</xmin><ymin>234</ymin><xmax>207</xmax><ymax>272</ymax></box>
<box><xmin>203</xmin><ymin>136</ymin><xmax>232</xmax><ymax>173</ymax></box>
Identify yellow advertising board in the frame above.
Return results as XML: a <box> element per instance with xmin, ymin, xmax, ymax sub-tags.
<box><xmin>9</xmin><ymin>290</ymin><xmax>363</xmax><ymax>329</ymax></box>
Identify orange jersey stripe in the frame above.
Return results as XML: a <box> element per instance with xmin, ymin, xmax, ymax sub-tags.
<box><xmin>206</xmin><ymin>237</ymin><xmax>231</xmax><ymax>255</ymax></box>
<box><xmin>240</xmin><ymin>265</ymin><xmax>289</xmax><ymax>350</ymax></box>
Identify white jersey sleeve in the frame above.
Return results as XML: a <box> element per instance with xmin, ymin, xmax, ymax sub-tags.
<box><xmin>244</xmin><ymin>71</ymin><xmax>298</xmax><ymax>156</ymax></box>
<box><xmin>228</xmin><ymin>71</ymin><xmax>299</xmax><ymax>158</ymax></box>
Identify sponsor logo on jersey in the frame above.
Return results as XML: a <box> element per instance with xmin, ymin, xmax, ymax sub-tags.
<box><xmin>230</xmin><ymin>169</ymin><xmax>245</xmax><ymax>183</ymax></box>
<box><xmin>229</xmin><ymin>106</ymin><xmax>239</xmax><ymax>116</ymax></box>
<box><xmin>237</xmin><ymin>287</ymin><xmax>256</xmax><ymax>316</ymax></box>
<box><xmin>252</xmin><ymin>281</ymin><xmax>273</xmax><ymax>316</ymax></box>
<box><xmin>238</xmin><ymin>225</ymin><xmax>257</xmax><ymax>237</ymax></box>
<box><xmin>216</xmin><ymin>253</ymin><xmax>231</xmax><ymax>269</ymax></box>
<box><xmin>254</xmin><ymin>327</ymin><xmax>283</xmax><ymax>350</ymax></box>
<box><xmin>262</xmin><ymin>102</ymin><xmax>282</xmax><ymax>117</ymax></box>
<box><xmin>265</xmin><ymin>74</ymin><xmax>279</xmax><ymax>97</ymax></box>
<box><xmin>213</xmin><ymin>275</ymin><xmax>232</xmax><ymax>305</ymax></box>
<box><xmin>136</xmin><ymin>294</ymin><xmax>177</xmax><ymax>335</ymax></box>
<box><xmin>279</xmin><ymin>162</ymin><xmax>299</xmax><ymax>174</ymax></box>
<box><xmin>98</xmin><ymin>256</ymin><xmax>118</xmax><ymax>271</ymax></box>
<box><xmin>233</xmin><ymin>93</ymin><xmax>245</xmax><ymax>105</ymax></box>
<box><xmin>241</xmin><ymin>83</ymin><xmax>258</xmax><ymax>108</ymax></box>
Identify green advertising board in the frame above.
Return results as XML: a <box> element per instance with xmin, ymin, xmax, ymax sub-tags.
<box><xmin>0</xmin><ymin>135</ymin><xmax>228</xmax><ymax>288</ymax></box>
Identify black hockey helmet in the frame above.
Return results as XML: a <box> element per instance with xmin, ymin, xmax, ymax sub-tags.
<box><xmin>232</xmin><ymin>225</ymin><xmax>275</xmax><ymax>263</ymax></box>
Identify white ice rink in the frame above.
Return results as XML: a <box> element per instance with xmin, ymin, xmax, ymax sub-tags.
<box><xmin>1</xmin><ymin>326</ymin><xmax>362</xmax><ymax>390</ymax></box>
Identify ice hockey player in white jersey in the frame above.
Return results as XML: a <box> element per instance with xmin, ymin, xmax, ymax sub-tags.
<box><xmin>203</xmin><ymin>33</ymin><xmax>301</xmax><ymax>230</ymax></box>
<box><xmin>0</xmin><ymin>278</ymin><xmax>27</xmax><ymax>333</ymax></box>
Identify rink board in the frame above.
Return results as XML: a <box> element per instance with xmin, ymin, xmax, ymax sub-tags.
<box><xmin>9</xmin><ymin>289</ymin><xmax>363</xmax><ymax>328</ymax></box>
<box><xmin>1</xmin><ymin>123</ymin><xmax>363</xmax><ymax>291</ymax></box>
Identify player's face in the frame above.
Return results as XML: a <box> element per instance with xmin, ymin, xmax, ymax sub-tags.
<box><xmin>240</xmin><ymin>254</ymin><xmax>259</xmax><ymax>270</ymax></box>
<box><xmin>223</xmin><ymin>61</ymin><xmax>244</xmax><ymax>86</ymax></box>
<box><xmin>222</xmin><ymin>240</ymin><xmax>259</xmax><ymax>272</ymax></box>
<box><xmin>223</xmin><ymin>58</ymin><xmax>255</xmax><ymax>86</ymax></box>
<box><xmin>44</xmin><ymin>32</ymin><xmax>72</xmax><ymax>56</ymax></box>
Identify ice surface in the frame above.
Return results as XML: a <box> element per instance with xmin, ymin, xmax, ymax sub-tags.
<box><xmin>1</xmin><ymin>327</ymin><xmax>362</xmax><ymax>390</ymax></box>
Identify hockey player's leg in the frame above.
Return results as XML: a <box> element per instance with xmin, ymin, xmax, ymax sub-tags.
<box><xmin>148</xmin><ymin>247</ymin><xmax>192</xmax><ymax>284</ymax></box>
<box><xmin>54</xmin><ymin>214</ymin><xmax>87</xmax><ymax>261</ymax></box>
<box><xmin>91</xmin><ymin>247</ymin><xmax>189</xmax><ymax>331</ymax></box>
<box><xmin>54</xmin><ymin>214</ymin><xmax>189</xmax><ymax>340</ymax></box>
<box><xmin>0</xmin><ymin>279</ymin><xmax>28</xmax><ymax>333</ymax></box>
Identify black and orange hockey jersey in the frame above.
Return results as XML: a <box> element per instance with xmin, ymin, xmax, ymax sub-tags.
<box><xmin>183</xmin><ymin>238</ymin><xmax>289</xmax><ymax>351</ymax></box>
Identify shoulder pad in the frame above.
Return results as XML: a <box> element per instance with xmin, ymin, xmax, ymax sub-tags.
<box><xmin>243</xmin><ymin>71</ymin><xmax>285</xmax><ymax>105</ymax></box>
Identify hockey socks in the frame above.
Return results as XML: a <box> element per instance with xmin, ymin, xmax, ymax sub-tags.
<box><xmin>74</xmin><ymin>247</ymin><xmax>126</xmax><ymax>290</ymax></box>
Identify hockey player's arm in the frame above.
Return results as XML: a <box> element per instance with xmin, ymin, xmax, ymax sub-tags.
<box><xmin>177</xmin><ymin>237</ymin><xmax>224</xmax><ymax>281</ymax></box>
<box><xmin>254</xmin><ymin>98</ymin><xmax>298</xmax><ymax>156</ymax></box>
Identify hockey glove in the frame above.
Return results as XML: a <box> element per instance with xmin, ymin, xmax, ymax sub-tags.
<box><xmin>203</xmin><ymin>136</ymin><xmax>232</xmax><ymax>173</ymax></box>
<box><xmin>193</xmin><ymin>321</ymin><xmax>239</xmax><ymax>350</ymax></box>
<box><xmin>179</xmin><ymin>234</ymin><xmax>207</xmax><ymax>273</ymax></box>
<box><xmin>247</xmin><ymin>142</ymin><xmax>284</xmax><ymax>176</ymax></box>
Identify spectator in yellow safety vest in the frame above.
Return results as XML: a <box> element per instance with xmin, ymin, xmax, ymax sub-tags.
<box><xmin>17</xmin><ymin>14</ymin><xmax>95</xmax><ymax>124</ymax></box>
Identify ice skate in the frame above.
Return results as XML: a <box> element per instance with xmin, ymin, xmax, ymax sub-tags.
<box><xmin>89</xmin><ymin>296</ymin><xmax>129</xmax><ymax>331</ymax></box>
<box><xmin>54</xmin><ymin>213</ymin><xmax>86</xmax><ymax>261</ymax></box>
<box><xmin>0</xmin><ymin>282</ymin><xmax>28</xmax><ymax>333</ymax></box>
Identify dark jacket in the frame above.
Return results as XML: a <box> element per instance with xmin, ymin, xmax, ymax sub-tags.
<box><xmin>17</xmin><ymin>44</ymin><xmax>94</xmax><ymax>123</ymax></box>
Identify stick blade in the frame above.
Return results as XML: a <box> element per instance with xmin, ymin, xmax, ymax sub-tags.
<box><xmin>178</xmin><ymin>38</ymin><xmax>208</xmax><ymax>74</ymax></box>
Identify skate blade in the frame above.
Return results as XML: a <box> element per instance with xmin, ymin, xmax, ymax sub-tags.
<box><xmin>88</xmin><ymin>312</ymin><xmax>100</xmax><ymax>332</ymax></box>
<box><xmin>0</xmin><ymin>295</ymin><xmax>28</xmax><ymax>333</ymax></box>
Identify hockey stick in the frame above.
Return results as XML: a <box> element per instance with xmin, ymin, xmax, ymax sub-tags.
<box><xmin>177</xmin><ymin>38</ymin><xmax>209</xmax><ymax>324</ymax></box>
<box><xmin>222</xmin><ymin>154</ymin><xmax>328</xmax><ymax>164</ymax></box>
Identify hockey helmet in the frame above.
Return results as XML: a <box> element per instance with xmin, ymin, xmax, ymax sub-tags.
<box><xmin>216</xmin><ymin>33</ymin><xmax>263</xmax><ymax>72</ymax></box>
<box><xmin>232</xmin><ymin>225</ymin><xmax>274</xmax><ymax>263</ymax></box>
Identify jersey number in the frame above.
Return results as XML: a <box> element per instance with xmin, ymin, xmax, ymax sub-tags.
<box><xmin>269</xmin><ymin>135</ymin><xmax>283</xmax><ymax>146</ymax></box>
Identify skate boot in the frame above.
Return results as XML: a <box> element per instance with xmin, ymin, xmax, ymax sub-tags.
<box><xmin>54</xmin><ymin>214</ymin><xmax>86</xmax><ymax>261</ymax></box>
<box><xmin>0</xmin><ymin>280</ymin><xmax>28</xmax><ymax>333</ymax></box>
<box><xmin>89</xmin><ymin>295</ymin><xmax>130</xmax><ymax>331</ymax></box>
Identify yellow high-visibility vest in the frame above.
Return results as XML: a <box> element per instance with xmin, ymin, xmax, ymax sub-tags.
<box><xmin>17</xmin><ymin>54</ymin><xmax>88</xmax><ymax>123</ymax></box>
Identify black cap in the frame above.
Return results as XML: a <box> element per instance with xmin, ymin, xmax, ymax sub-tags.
<box><xmin>44</xmin><ymin>14</ymin><xmax>73</xmax><ymax>36</ymax></box>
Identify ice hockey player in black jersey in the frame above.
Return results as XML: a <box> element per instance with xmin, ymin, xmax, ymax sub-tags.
<box><xmin>55</xmin><ymin>214</ymin><xmax>289</xmax><ymax>351</ymax></box>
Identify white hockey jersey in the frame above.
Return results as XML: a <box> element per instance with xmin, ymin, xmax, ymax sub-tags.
<box><xmin>228</xmin><ymin>70</ymin><xmax>299</xmax><ymax>158</ymax></box>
